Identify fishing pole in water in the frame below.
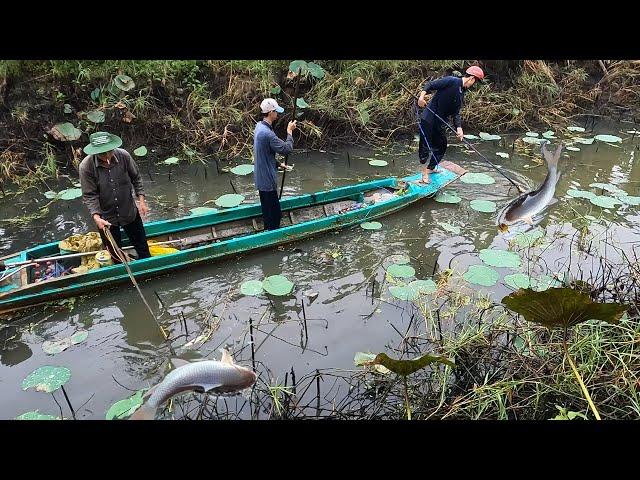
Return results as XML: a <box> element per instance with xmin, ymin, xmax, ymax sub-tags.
<box><xmin>400</xmin><ymin>83</ymin><xmax>526</xmax><ymax>193</ymax></box>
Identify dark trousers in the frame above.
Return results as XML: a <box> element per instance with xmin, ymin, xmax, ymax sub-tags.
<box><xmin>258</xmin><ymin>190</ymin><xmax>282</xmax><ymax>230</ymax></box>
<box><xmin>99</xmin><ymin>211</ymin><xmax>151</xmax><ymax>262</ymax></box>
<box><xmin>418</xmin><ymin>118</ymin><xmax>448</xmax><ymax>169</ymax></box>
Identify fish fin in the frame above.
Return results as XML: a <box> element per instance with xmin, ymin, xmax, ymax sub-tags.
<box><xmin>541</xmin><ymin>142</ymin><xmax>563</xmax><ymax>169</ymax></box>
<box><xmin>548</xmin><ymin>197</ymin><xmax>558</xmax><ymax>206</ymax></box>
<box><xmin>142</xmin><ymin>384</ymin><xmax>159</xmax><ymax>401</ymax></box>
<box><xmin>220</xmin><ymin>349</ymin><xmax>235</xmax><ymax>365</ymax></box>
<box><xmin>129</xmin><ymin>403</ymin><xmax>156</xmax><ymax>421</ymax></box>
<box><xmin>171</xmin><ymin>358</ymin><xmax>190</xmax><ymax>369</ymax></box>
<box><xmin>200</xmin><ymin>383</ymin><xmax>224</xmax><ymax>393</ymax></box>
<box><xmin>523</xmin><ymin>216</ymin><xmax>534</xmax><ymax>225</ymax></box>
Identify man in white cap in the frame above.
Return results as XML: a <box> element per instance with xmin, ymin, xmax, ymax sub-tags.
<box><xmin>253</xmin><ymin>98</ymin><xmax>297</xmax><ymax>230</ymax></box>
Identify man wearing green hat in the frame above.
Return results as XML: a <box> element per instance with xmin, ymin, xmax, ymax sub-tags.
<box><xmin>79</xmin><ymin>131</ymin><xmax>151</xmax><ymax>261</ymax></box>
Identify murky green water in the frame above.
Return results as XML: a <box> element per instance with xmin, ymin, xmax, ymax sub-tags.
<box><xmin>1</xmin><ymin>119</ymin><xmax>639</xmax><ymax>419</ymax></box>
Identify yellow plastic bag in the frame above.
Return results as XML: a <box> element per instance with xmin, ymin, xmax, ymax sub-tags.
<box><xmin>148</xmin><ymin>242</ymin><xmax>179</xmax><ymax>257</ymax></box>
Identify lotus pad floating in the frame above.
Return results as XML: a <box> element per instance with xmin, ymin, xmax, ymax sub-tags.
<box><xmin>215</xmin><ymin>194</ymin><xmax>245</xmax><ymax>208</ymax></box>
<box><xmin>388</xmin><ymin>254</ymin><xmax>410</xmax><ymax>265</ymax></box>
<box><xmin>567</xmin><ymin>126</ymin><xmax>585</xmax><ymax>132</ymax></box>
<box><xmin>567</xmin><ymin>189</ymin><xmax>596</xmax><ymax>200</ymax></box>
<box><xmin>163</xmin><ymin>157</ymin><xmax>179</xmax><ymax>165</ymax></box>
<box><xmin>573</xmin><ymin>137</ymin><xmax>595</xmax><ymax>145</ymax></box>
<box><xmin>230</xmin><ymin>164</ymin><xmax>254</xmax><ymax>175</ymax></box>
<box><xmin>87</xmin><ymin>110</ymin><xmax>105</xmax><ymax>123</ymax></box>
<box><xmin>22</xmin><ymin>366</ymin><xmax>71</xmax><ymax>393</ymax></box>
<box><xmin>542</xmin><ymin>130</ymin><xmax>556</xmax><ymax>139</ymax></box>
<box><xmin>590</xmin><ymin>196</ymin><xmax>622</xmax><ymax>209</ymax></box>
<box><xmin>369</xmin><ymin>159</ymin><xmax>388</xmax><ymax>167</ymax></box>
<box><xmin>106</xmin><ymin>390</ymin><xmax>145</xmax><ymax>420</ymax></box>
<box><xmin>389</xmin><ymin>285</ymin><xmax>414</xmax><ymax>301</ymax></box>
<box><xmin>525</xmin><ymin>132</ymin><xmax>539</xmax><ymax>137</ymax></box>
<box><xmin>522</xmin><ymin>136</ymin><xmax>549</xmax><ymax>145</ymax></box>
<box><xmin>133</xmin><ymin>146</ymin><xmax>147</xmax><ymax>157</ymax></box>
<box><xmin>42</xmin><ymin>330</ymin><xmax>87</xmax><ymax>355</ymax></box>
<box><xmin>460</xmin><ymin>173</ymin><xmax>495</xmax><ymax>185</ymax></box>
<box><xmin>360</xmin><ymin>221</ymin><xmax>382</xmax><ymax>230</ymax></box>
<box><xmin>437</xmin><ymin>222</ymin><xmax>461</xmax><ymax>234</ymax></box>
<box><xmin>463</xmin><ymin>134</ymin><xmax>479</xmax><ymax>140</ymax></box>
<box><xmin>566</xmin><ymin>146</ymin><xmax>580</xmax><ymax>152</ymax></box>
<box><xmin>533</xmin><ymin>275</ymin><xmax>563</xmax><ymax>291</ymax></box>
<box><xmin>617</xmin><ymin>195</ymin><xmax>640</xmax><ymax>206</ymax></box>
<box><xmin>479</xmin><ymin>132</ymin><xmax>501</xmax><ymax>141</ymax></box>
<box><xmin>58</xmin><ymin>188</ymin><xmax>82</xmax><ymax>200</ymax></box>
<box><xmin>190</xmin><ymin>207</ymin><xmax>218</xmax><ymax>216</ymax></box>
<box><xmin>504</xmin><ymin>273</ymin><xmax>532</xmax><ymax>290</ymax></box>
<box><xmin>594</xmin><ymin>134</ymin><xmax>622</xmax><ymax>143</ymax></box>
<box><xmin>463</xmin><ymin>265</ymin><xmax>499</xmax><ymax>287</ymax></box>
<box><xmin>408</xmin><ymin>279</ymin><xmax>437</xmax><ymax>295</ymax></box>
<box><xmin>240</xmin><ymin>280</ymin><xmax>263</xmax><ymax>296</ymax></box>
<box><xmin>50</xmin><ymin>122</ymin><xmax>82</xmax><ymax>142</ymax></box>
<box><xmin>44</xmin><ymin>191</ymin><xmax>59</xmax><ymax>199</ymax></box>
<box><xmin>589</xmin><ymin>183</ymin><xmax>625</xmax><ymax>194</ymax></box>
<box><xmin>386</xmin><ymin>264</ymin><xmax>415</xmax><ymax>279</ymax></box>
<box><xmin>470</xmin><ymin>200</ymin><xmax>497</xmax><ymax>213</ymax></box>
<box><xmin>512</xmin><ymin>229</ymin><xmax>545</xmax><ymax>248</ymax></box>
<box><xmin>15</xmin><ymin>411</ymin><xmax>60</xmax><ymax>420</ymax></box>
<box><xmin>434</xmin><ymin>191</ymin><xmax>462</xmax><ymax>204</ymax></box>
<box><xmin>263</xmin><ymin>275</ymin><xmax>294</xmax><ymax>296</ymax></box>
<box><xmin>496</xmin><ymin>152</ymin><xmax>510</xmax><ymax>159</ymax></box>
<box><xmin>479</xmin><ymin>249</ymin><xmax>521</xmax><ymax>268</ymax></box>
<box><xmin>354</xmin><ymin>352</ymin><xmax>391</xmax><ymax>374</ymax></box>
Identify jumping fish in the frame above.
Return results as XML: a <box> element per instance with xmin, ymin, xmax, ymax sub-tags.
<box><xmin>497</xmin><ymin>143</ymin><xmax>563</xmax><ymax>232</ymax></box>
<box><xmin>130</xmin><ymin>350</ymin><xmax>257</xmax><ymax>420</ymax></box>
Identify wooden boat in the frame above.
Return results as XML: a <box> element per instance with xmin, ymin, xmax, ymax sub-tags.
<box><xmin>0</xmin><ymin>161</ymin><xmax>466</xmax><ymax>314</ymax></box>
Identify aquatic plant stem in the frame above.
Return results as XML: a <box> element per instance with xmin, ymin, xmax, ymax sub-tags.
<box><xmin>403</xmin><ymin>375</ymin><xmax>412</xmax><ymax>420</ymax></box>
<box><xmin>563</xmin><ymin>332</ymin><xmax>601</xmax><ymax>420</ymax></box>
<box><xmin>279</xmin><ymin>68</ymin><xmax>302</xmax><ymax>199</ymax></box>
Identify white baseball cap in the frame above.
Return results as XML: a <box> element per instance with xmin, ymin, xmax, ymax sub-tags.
<box><xmin>260</xmin><ymin>98</ymin><xmax>284</xmax><ymax>114</ymax></box>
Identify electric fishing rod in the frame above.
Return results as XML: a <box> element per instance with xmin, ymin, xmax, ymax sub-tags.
<box><xmin>279</xmin><ymin>68</ymin><xmax>303</xmax><ymax>199</ymax></box>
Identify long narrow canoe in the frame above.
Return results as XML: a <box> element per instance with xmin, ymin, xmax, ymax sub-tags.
<box><xmin>0</xmin><ymin>162</ymin><xmax>466</xmax><ymax>315</ymax></box>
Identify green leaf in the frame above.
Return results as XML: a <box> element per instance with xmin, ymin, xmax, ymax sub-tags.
<box><xmin>470</xmin><ymin>199</ymin><xmax>497</xmax><ymax>213</ymax></box>
<box><xmin>296</xmin><ymin>97</ymin><xmax>310</xmax><ymax>109</ymax></box>
<box><xmin>434</xmin><ymin>191</ymin><xmax>462</xmax><ymax>204</ymax></box>
<box><xmin>63</xmin><ymin>104</ymin><xmax>72</xmax><ymax>114</ymax></box>
<box><xmin>42</xmin><ymin>338</ymin><xmax>73</xmax><ymax>355</ymax></box>
<box><xmin>164</xmin><ymin>157</ymin><xmax>179</xmax><ymax>165</ymax></box>
<box><xmin>58</xmin><ymin>188</ymin><xmax>82</xmax><ymax>200</ymax></box>
<box><xmin>263</xmin><ymin>274</ymin><xmax>294</xmax><ymax>296</ymax></box>
<box><xmin>504</xmin><ymin>273</ymin><xmax>532</xmax><ymax>290</ymax></box>
<box><xmin>369</xmin><ymin>159</ymin><xmax>387</xmax><ymax>167</ymax></box>
<box><xmin>133</xmin><ymin>146</ymin><xmax>147</xmax><ymax>157</ymax></box>
<box><xmin>460</xmin><ymin>172</ymin><xmax>495</xmax><ymax>185</ymax></box>
<box><xmin>386</xmin><ymin>264</ymin><xmax>416</xmax><ymax>279</ymax></box>
<box><xmin>502</xmin><ymin>287</ymin><xmax>628</xmax><ymax>329</ymax></box>
<box><xmin>270</xmin><ymin>86</ymin><xmax>282</xmax><ymax>95</ymax></box>
<box><xmin>522</xmin><ymin>136</ymin><xmax>550</xmax><ymax>145</ymax></box>
<box><xmin>496</xmin><ymin>152</ymin><xmax>510</xmax><ymax>159</ymax></box>
<box><xmin>389</xmin><ymin>285</ymin><xmax>414</xmax><ymax>301</ymax></box>
<box><xmin>567</xmin><ymin>126</ymin><xmax>585</xmax><ymax>132</ymax></box>
<box><xmin>525</xmin><ymin>132</ymin><xmax>539</xmax><ymax>137</ymax></box>
<box><xmin>87</xmin><ymin>110</ymin><xmax>105</xmax><ymax>123</ymax></box>
<box><xmin>542</xmin><ymin>130</ymin><xmax>556</xmax><ymax>139</ymax></box>
<box><xmin>44</xmin><ymin>191</ymin><xmax>59</xmax><ymax>199</ymax></box>
<box><xmin>114</xmin><ymin>74</ymin><xmax>135</xmax><ymax>92</ymax></box>
<box><xmin>566</xmin><ymin>146</ymin><xmax>580</xmax><ymax>152</ymax></box>
<box><xmin>566</xmin><ymin>189</ymin><xmax>596</xmax><ymax>200</ymax></box>
<box><xmin>360</xmin><ymin>221</ymin><xmax>382</xmax><ymax>230</ymax></box>
<box><xmin>190</xmin><ymin>207</ymin><xmax>218</xmax><ymax>216</ymax></box>
<box><xmin>617</xmin><ymin>195</ymin><xmax>640</xmax><ymax>206</ymax></box>
<box><xmin>106</xmin><ymin>390</ymin><xmax>145</xmax><ymax>420</ymax></box>
<box><xmin>463</xmin><ymin>265</ymin><xmax>499</xmax><ymax>287</ymax></box>
<box><xmin>22</xmin><ymin>366</ymin><xmax>71</xmax><ymax>393</ymax></box>
<box><xmin>594</xmin><ymin>134</ymin><xmax>622</xmax><ymax>143</ymax></box>
<box><xmin>354</xmin><ymin>352</ymin><xmax>377</xmax><ymax>366</ymax></box>
<box><xmin>408</xmin><ymin>279</ymin><xmax>437</xmax><ymax>295</ymax></box>
<box><xmin>90</xmin><ymin>87</ymin><xmax>101</xmax><ymax>101</ymax></box>
<box><xmin>50</xmin><ymin>122</ymin><xmax>82</xmax><ymax>141</ymax></box>
<box><xmin>533</xmin><ymin>275</ymin><xmax>563</xmax><ymax>292</ymax></box>
<box><xmin>70</xmin><ymin>330</ymin><xmax>88</xmax><ymax>345</ymax></box>
<box><xmin>307</xmin><ymin>62</ymin><xmax>325</xmax><ymax>79</ymax></box>
<box><xmin>230</xmin><ymin>164</ymin><xmax>254</xmax><ymax>175</ymax></box>
<box><xmin>289</xmin><ymin>60</ymin><xmax>308</xmax><ymax>75</ymax></box>
<box><xmin>590</xmin><ymin>195</ymin><xmax>622</xmax><ymax>209</ymax></box>
<box><xmin>437</xmin><ymin>222</ymin><xmax>461</xmax><ymax>234</ymax></box>
<box><xmin>370</xmin><ymin>352</ymin><xmax>454</xmax><ymax>376</ymax></box>
<box><xmin>479</xmin><ymin>132</ymin><xmax>501</xmax><ymax>141</ymax></box>
<box><xmin>241</xmin><ymin>280</ymin><xmax>264</xmax><ymax>296</ymax></box>
<box><xmin>214</xmin><ymin>193</ymin><xmax>245</xmax><ymax>208</ymax></box>
<box><xmin>589</xmin><ymin>183</ymin><xmax>625</xmax><ymax>195</ymax></box>
<box><xmin>15</xmin><ymin>410</ymin><xmax>60</xmax><ymax>420</ymax></box>
<box><xmin>388</xmin><ymin>254</ymin><xmax>411</xmax><ymax>265</ymax></box>
<box><xmin>463</xmin><ymin>134</ymin><xmax>479</xmax><ymax>140</ymax></box>
<box><xmin>573</xmin><ymin>137</ymin><xmax>595</xmax><ymax>145</ymax></box>
<box><xmin>479</xmin><ymin>249</ymin><xmax>521</xmax><ymax>268</ymax></box>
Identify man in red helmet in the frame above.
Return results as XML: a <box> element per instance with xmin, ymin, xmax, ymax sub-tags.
<box><xmin>416</xmin><ymin>65</ymin><xmax>484</xmax><ymax>183</ymax></box>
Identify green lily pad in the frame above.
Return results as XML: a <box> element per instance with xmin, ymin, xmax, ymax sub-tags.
<box><xmin>408</xmin><ymin>279</ymin><xmax>437</xmax><ymax>295</ymax></box>
<box><xmin>626</xmin><ymin>130</ymin><xmax>640</xmax><ymax>135</ymax></box>
<box><xmin>594</xmin><ymin>134</ymin><xmax>622</xmax><ymax>143</ymax></box>
<box><xmin>240</xmin><ymin>280</ymin><xmax>264</xmax><ymax>296</ymax></box>
<box><xmin>589</xmin><ymin>183</ymin><xmax>625</xmax><ymax>194</ymax></box>
<box><xmin>437</xmin><ymin>222</ymin><xmax>461</xmax><ymax>234</ymax></box>
<box><xmin>369</xmin><ymin>159</ymin><xmax>388</xmax><ymax>167</ymax></box>
<box><xmin>360</xmin><ymin>221</ymin><xmax>382</xmax><ymax>230</ymax></box>
<box><xmin>388</xmin><ymin>254</ymin><xmax>410</xmax><ymax>265</ymax></box>
<box><xmin>504</xmin><ymin>273</ymin><xmax>532</xmax><ymax>290</ymax></box>
<box><xmin>590</xmin><ymin>195</ymin><xmax>622</xmax><ymax>209</ymax></box>
<box><xmin>307</xmin><ymin>62</ymin><xmax>325</xmax><ymax>79</ymax></box>
<box><xmin>289</xmin><ymin>60</ymin><xmax>308</xmax><ymax>75</ymax></box>
<box><xmin>479</xmin><ymin>132</ymin><xmax>501</xmax><ymax>141</ymax></box>
<box><xmin>542</xmin><ymin>130</ymin><xmax>556</xmax><ymax>139</ymax></box>
<box><xmin>566</xmin><ymin>146</ymin><xmax>580</xmax><ymax>152</ymax></box>
<box><xmin>163</xmin><ymin>157</ymin><xmax>179</xmax><ymax>165</ymax></box>
<box><xmin>533</xmin><ymin>275</ymin><xmax>563</xmax><ymax>292</ymax></box>
<box><xmin>270</xmin><ymin>86</ymin><xmax>282</xmax><ymax>95</ymax></box>
<box><xmin>460</xmin><ymin>172</ymin><xmax>495</xmax><ymax>185</ymax></box>
<box><xmin>502</xmin><ymin>287</ymin><xmax>628</xmax><ymax>329</ymax></box>
<box><xmin>230</xmin><ymin>164</ymin><xmax>254</xmax><ymax>175</ymax></box>
<box><xmin>22</xmin><ymin>366</ymin><xmax>71</xmax><ymax>393</ymax></box>
<box><xmin>525</xmin><ymin>132</ymin><xmax>539</xmax><ymax>137</ymax></box>
<box><xmin>463</xmin><ymin>134</ymin><xmax>480</xmax><ymax>140</ymax></box>
<box><xmin>368</xmin><ymin>352</ymin><xmax>454</xmax><ymax>376</ymax></box>
<box><xmin>190</xmin><ymin>207</ymin><xmax>218</xmax><ymax>216</ymax></box>
<box><xmin>114</xmin><ymin>74</ymin><xmax>135</xmax><ymax>92</ymax></box>
<box><xmin>296</xmin><ymin>97</ymin><xmax>310</xmax><ymax>109</ymax></box>
<box><xmin>512</xmin><ymin>229</ymin><xmax>545</xmax><ymax>247</ymax></box>
<box><xmin>354</xmin><ymin>352</ymin><xmax>391</xmax><ymax>374</ymax></box>
<box><xmin>214</xmin><ymin>194</ymin><xmax>245</xmax><ymax>208</ymax></box>
<box><xmin>106</xmin><ymin>390</ymin><xmax>145</xmax><ymax>420</ymax></box>
<box><xmin>470</xmin><ymin>200</ymin><xmax>497</xmax><ymax>213</ymax></box>
<box><xmin>434</xmin><ymin>191</ymin><xmax>462</xmax><ymax>204</ymax></box>
<box><xmin>567</xmin><ymin>189</ymin><xmax>597</xmax><ymax>200</ymax></box>
<box><xmin>496</xmin><ymin>152</ymin><xmax>510</xmax><ymax>159</ymax></box>
<box><xmin>58</xmin><ymin>188</ymin><xmax>82</xmax><ymax>200</ymax></box>
<box><xmin>15</xmin><ymin>410</ymin><xmax>60</xmax><ymax>420</ymax></box>
<box><xmin>479</xmin><ymin>249</ymin><xmax>521</xmax><ymax>268</ymax></box>
<box><xmin>63</xmin><ymin>104</ymin><xmax>72</xmax><ymax>114</ymax></box>
<box><xmin>133</xmin><ymin>146</ymin><xmax>147</xmax><ymax>157</ymax></box>
<box><xmin>86</xmin><ymin>110</ymin><xmax>105</xmax><ymax>123</ymax></box>
<box><xmin>573</xmin><ymin>137</ymin><xmax>595</xmax><ymax>145</ymax></box>
<box><xmin>463</xmin><ymin>265</ymin><xmax>500</xmax><ymax>287</ymax></box>
<box><xmin>386</xmin><ymin>264</ymin><xmax>416</xmax><ymax>279</ymax></box>
<box><xmin>617</xmin><ymin>195</ymin><xmax>640</xmax><ymax>206</ymax></box>
<box><xmin>44</xmin><ymin>191</ymin><xmax>59</xmax><ymax>199</ymax></box>
<box><xmin>50</xmin><ymin>122</ymin><xmax>82</xmax><ymax>142</ymax></box>
<box><xmin>389</xmin><ymin>285</ymin><xmax>414</xmax><ymax>301</ymax></box>
<box><xmin>70</xmin><ymin>330</ymin><xmax>88</xmax><ymax>344</ymax></box>
<box><xmin>522</xmin><ymin>136</ymin><xmax>550</xmax><ymax>145</ymax></box>
<box><xmin>42</xmin><ymin>338</ymin><xmax>73</xmax><ymax>355</ymax></box>
<box><xmin>263</xmin><ymin>274</ymin><xmax>294</xmax><ymax>296</ymax></box>
<box><xmin>567</xmin><ymin>126</ymin><xmax>585</xmax><ymax>132</ymax></box>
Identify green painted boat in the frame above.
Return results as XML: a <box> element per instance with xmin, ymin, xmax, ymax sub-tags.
<box><xmin>0</xmin><ymin>162</ymin><xmax>466</xmax><ymax>315</ymax></box>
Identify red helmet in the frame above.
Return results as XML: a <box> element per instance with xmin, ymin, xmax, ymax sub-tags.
<box><xmin>466</xmin><ymin>66</ymin><xmax>485</xmax><ymax>81</ymax></box>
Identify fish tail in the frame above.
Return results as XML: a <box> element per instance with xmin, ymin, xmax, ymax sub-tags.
<box><xmin>129</xmin><ymin>403</ymin><xmax>156</xmax><ymax>420</ymax></box>
<box><xmin>541</xmin><ymin>142</ymin><xmax>563</xmax><ymax>170</ymax></box>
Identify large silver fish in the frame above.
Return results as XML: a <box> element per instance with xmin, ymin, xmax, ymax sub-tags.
<box><xmin>497</xmin><ymin>143</ymin><xmax>563</xmax><ymax>232</ymax></box>
<box><xmin>130</xmin><ymin>350</ymin><xmax>257</xmax><ymax>420</ymax></box>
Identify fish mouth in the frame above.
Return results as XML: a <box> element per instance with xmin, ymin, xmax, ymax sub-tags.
<box><xmin>498</xmin><ymin>223</ymin><xmax>509</xmax><ymax>233</ymax></box>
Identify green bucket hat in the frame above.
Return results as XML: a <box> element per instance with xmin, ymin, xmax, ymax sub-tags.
<box><xmin>83</xmin><ymin>131</ymin><xmax>123</xmax><ymax>155</ymax></box>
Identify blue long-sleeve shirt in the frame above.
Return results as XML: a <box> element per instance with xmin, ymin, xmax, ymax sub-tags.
<box><xmin>420</xmin><ymin>76</ymin><xmax>465</xmax><ymax>129</ymax></box>
<box><xmin>253</xmin><ymin>120</ymin><xmax>294</xmax><ymax>192</ymax></box>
